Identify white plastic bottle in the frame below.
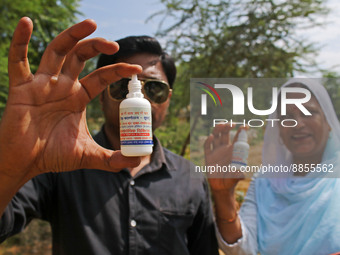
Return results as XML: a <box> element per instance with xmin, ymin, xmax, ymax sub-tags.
<box><xmin>231</xmin><ymin>129</ymin><xmax>249</xmax><ymax>170</ymax></box>
<box><xmin>119</xmin><ymin>75</ymin><xmax>153</xmax><ymax>156</ymax></box>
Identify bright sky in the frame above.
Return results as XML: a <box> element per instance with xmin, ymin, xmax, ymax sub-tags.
<box><xmin>77</xmin><ymin>0</ymin><xmax>340</xmax><ymax>75</ymax></box>
<box><xmin>77</xmin><ymin>0</ymin><xmax>163</xmax><ymax>41</ymax></box>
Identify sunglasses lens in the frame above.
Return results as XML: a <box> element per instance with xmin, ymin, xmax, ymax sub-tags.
<box><xmin>109</xmin><ymin>79</ymin><xmax>129</xmax><ymax>100</ymax></box>
<box><xmin>144</xmin><ymin>81</ymin><xmax>169</xmax><ymax>104</ymax></box>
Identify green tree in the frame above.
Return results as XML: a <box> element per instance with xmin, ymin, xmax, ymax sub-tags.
<box><xmin>149</xmin><ymin>0</ymin><xmax>329</xmax><ymax>155</ymax></box>
<box><xmin>151</xmin><ymin>0</ymin><xmax>328</xmax><ymax>77</ymax></box>
<box><xmin>0</xmin><ymin>0</ymin><xmax>81</xmax><ymax>116</ymax></box>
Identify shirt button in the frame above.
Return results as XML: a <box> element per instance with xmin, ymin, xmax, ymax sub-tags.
<box><xmin>130</xmin><ymin>219</ymin><xmax>137</xmax><ymax>227</ymax></box>
<box><xmin>130</xmin><ymin>180</ymin><xmax>135</xmax><ymax>186</ymax></box>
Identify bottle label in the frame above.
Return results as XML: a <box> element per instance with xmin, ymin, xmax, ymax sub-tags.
<box><xmin>231</xmin><ymin>146</ymin><xmax>249</xmax><ymax>167</ymax></box>
<box><xmin>120</xmin><ymin>107</ymin><xmax>153</xmax><ymax>146</ymax></box>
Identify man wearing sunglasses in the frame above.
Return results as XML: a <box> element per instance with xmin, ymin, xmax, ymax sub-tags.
<box><xmin>91</xmin><ymin>36</ymin><xmax>219</xmax><ymax>254</ymax></box>
<box><xmin>0</xmin><ymin>17</ymin><xmax>218</xmax><ymax>255</ymax></box>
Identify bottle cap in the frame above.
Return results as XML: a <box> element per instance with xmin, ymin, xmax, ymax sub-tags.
<box><xmin>238</xmin><ymin>129</ymin><xmax>248</xmax><ymax>142</ymax></box>
<box><xmin>127</xmin><ymin>74</ymin><xmax>143</xmax><ymax>98</ymax></box>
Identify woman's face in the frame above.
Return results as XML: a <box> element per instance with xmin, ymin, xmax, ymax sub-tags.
<box><xmin>279</xmin><ymin>92</ymin><xmax>331</xmax><ymax>164</ymax></box>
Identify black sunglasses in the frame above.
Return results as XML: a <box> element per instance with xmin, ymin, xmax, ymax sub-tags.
<box><xmin>107</xmin><ymin>78</ymin><xmax>171</xmax><ymax>104</ymax></box>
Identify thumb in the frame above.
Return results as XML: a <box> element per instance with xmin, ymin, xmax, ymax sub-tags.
<box><xmin>81</xmin><ymin>140</ymin><xmax>141</xmax><ymax>172</ymax></box>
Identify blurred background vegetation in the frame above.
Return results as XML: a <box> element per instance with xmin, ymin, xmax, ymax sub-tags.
<box><xmin>0</xmin><ymin>0</ymin><xmax>339</xmax><ymax>254</ymax></box>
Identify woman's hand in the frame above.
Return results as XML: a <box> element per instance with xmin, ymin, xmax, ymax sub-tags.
<box><xmin>204</xmin><ymin>124</ymin><xmax>246</xmax><ymax>192</ymax></box>
<box><xmin>204</xmin><ymin>124</ymin><xmax>248</xmax><ymax>244</ymax></box>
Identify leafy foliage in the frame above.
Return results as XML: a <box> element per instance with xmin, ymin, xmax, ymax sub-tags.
<box><xmin>0</xmin><ymin>0</ymin><xmax>81</xmax><ymax>116</ymax></box>
<box><xmin>148</xmin><ymin>0</ymin><xmax>329</xmax><ymax>155</ymax></box>
<box><xmin>150</xmin><ymin>0</ymin><xmax>328</xmax><ymax>77</ymax></box>
<box><xmin>1</xmin><ymin>219</ymin><xmax>52</xmax><ymax>254</ymax></box>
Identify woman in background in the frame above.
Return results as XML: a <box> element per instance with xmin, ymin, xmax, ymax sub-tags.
<box><xmin>205</xmin><ymin>79</ymin><xmax>340</xmax><ymax>255</ymax></box>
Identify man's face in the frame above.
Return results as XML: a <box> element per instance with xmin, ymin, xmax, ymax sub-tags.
<box><xmin>100</xmin><ymin>53</ymin><xmax>172</xmax><ymax>136</ymax></box>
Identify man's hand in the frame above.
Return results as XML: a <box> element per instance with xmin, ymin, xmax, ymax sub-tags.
<box><xmin>0</xmin><ymin>17</ymin><xmax>142</xmax><ymax>182</ymax></box>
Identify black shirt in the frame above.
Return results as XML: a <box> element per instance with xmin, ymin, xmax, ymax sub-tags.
<box><xmin>0</xmin><ymin>129</ymin><xmax>218</xmax><ymax>255</ymax></box>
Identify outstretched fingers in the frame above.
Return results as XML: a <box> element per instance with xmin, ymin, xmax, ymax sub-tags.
<box><xmin>212</xmin><ymin>124</ymin><xmax>234</xmax><ymax>148</ymax></box>
<box><xmin>204</xmin><ymin>134</ymin><xmax>214</xmax><ymax>158</ymax></box>
<box><xmin>61</xmin><ymin>38</ymin><xmax>120</xmax><ymax>80</ymax></box>
<box><xmin>8</xmin><ymin>17</ymin><xmax>34</xmax><ymax>86</ymax></box>
<box><xmin>36</xmin><ymin>19</ymin><xmax>97</xmax><ymax>77</ymax></box>
<box><xmin>80</xmin><ymin>63</ymin><xmax>142</xmax><ymax>102</ymax></box>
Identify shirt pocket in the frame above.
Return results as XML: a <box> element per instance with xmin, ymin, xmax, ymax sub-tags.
<box><xmin>158</xmin><ymin>209</ymin><xmax>195</xmax><ymax>255</ymax></box>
